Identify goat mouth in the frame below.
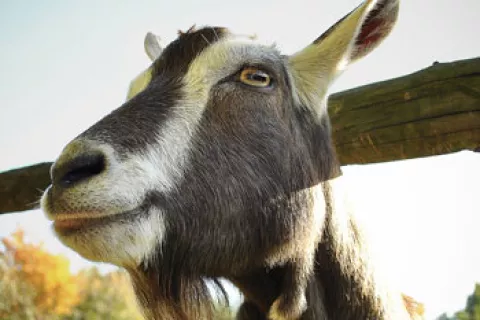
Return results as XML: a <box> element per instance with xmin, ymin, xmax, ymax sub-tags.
<box><xmin>52</xmin><ymin>212</ymin><xmax>127</xmax><ymax>235</ymax></box>
<box><xmin>54</xmin><ymin>217</ymin><xmax>102</xmax><ymax>231</ymax></box>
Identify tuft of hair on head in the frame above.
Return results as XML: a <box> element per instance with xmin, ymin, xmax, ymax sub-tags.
<box><xmin>178</xmin><ymin>25</ymin><xmax>197</xmax><ymax>36</ymax></box>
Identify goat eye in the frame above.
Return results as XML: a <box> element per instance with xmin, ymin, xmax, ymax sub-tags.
<box><xmin>239</xmin><ymin>67</ymin><xmax>272</xmax><ymax>88</ymax></box>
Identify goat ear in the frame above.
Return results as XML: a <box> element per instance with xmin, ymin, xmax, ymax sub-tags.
<box><xmin>144</xmin><ymin>32</ymin><xmax>163</xmax><ymax>61</ymax></box>
<box><xmin>126</xmin><ymin>67</ymin><xmax>153</xmax><ymax>100</ymax></box>
<box><xmin>125</xmin><ymin>32</ymin><xmax>162</xmax><ymax>100</ymax></box>
<box><xmin>288</xmin><ymin>0</ymin><xmax>399</xmax><ymax>106</ymax></box>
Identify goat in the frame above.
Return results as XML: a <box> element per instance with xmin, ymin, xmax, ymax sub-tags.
<box><xmin>41</xmin><ymin>0</ymin><xmax>414</xmax><ymax>319</ymax></box>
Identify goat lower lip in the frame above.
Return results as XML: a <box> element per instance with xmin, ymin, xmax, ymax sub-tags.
<box><xmin>54</xmin><ymin>217</ymin><xmax>98</xmax><ymax>231</ymax></box>
<box><xmin>52</xmin><ymin>210</ymin><xmax>134</xmax><ymax>233</ymax></box>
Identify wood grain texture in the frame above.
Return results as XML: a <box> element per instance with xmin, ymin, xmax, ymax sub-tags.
<box><xmin>330</xmin><ymin>57</ymin><xmax>480</xmax><ymax>164</ymax></box>
<box><xmin>0</xmin><ymin>162</ymin><xmax>52</xmax><ymax>214</ymax></box>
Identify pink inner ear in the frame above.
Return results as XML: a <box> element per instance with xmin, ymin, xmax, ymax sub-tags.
<box><xmin>356</xmin><ymin>16</ymin><xmax>386</xmax><ymax>49</ymax></box>
<box><xmin>352</xmin><ymin>0</ymin><xmax>398</xmax><ymax>60</ymax></box>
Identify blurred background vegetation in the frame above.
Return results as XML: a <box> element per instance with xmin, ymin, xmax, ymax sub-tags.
<box><xmin>0</xmin><ymin>228</ymin><xmax>233</xmax><ymax>320</ymax></box>
<box><xmin>436</xmin><ymin>284</ymin><xmax>480</xmax><ymax>320</ymax></box>
<box><xmin>0</xmin><ymin>228</ymin><xmax>476</xmax><ymax>320</ymax></box>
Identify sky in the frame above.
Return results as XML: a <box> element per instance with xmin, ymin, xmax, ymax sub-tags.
<box><xmin>0</xmin><ymin>0</ymin><xmax>479</xmax><ymax>318</ymax></box>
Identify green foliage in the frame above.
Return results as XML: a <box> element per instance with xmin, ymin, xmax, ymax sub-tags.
<box><xmin>437</xmin><ymin>284</ymin><xmax>480</xmax><ymax>320</ymax></box>
<box><xmin>63</xmin><ymin>268</ymin><xmax>143</xmax><ymax>320</ymax></box>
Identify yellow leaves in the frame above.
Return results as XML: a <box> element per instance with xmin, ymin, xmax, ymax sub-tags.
<box><xmin>402</xmin><ymin>293</ymin><xmax>425</xmax><ymax>320</ymax></box>
<box><xmin>0</xmin><ymin>228</ymin><xmax>143</xmax><ymax>319</ymax></box>
<box><xmin>1</xmin><ymin>228</ymin><xmax>81</xmax><ymax>316</ymax></box>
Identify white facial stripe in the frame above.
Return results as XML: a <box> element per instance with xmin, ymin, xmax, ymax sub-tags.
<box><xmin>120</xmin><ymin>106</ymin><xmax>202</xmax><ymax>194</ymax></box>
<box><xmin>113</xmin><ymin>35</ymin><xmax>281</xmax><ymax>200</ymax></box>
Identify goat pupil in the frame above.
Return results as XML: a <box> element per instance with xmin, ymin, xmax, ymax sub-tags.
<box><xmin>249</xmin><ymin>73</ymin><xmax>267</xmax><ymax>82</ymax></box>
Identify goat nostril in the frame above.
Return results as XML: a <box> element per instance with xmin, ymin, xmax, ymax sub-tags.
<box><xmin>58</xmin><ymin>152</ymin><xmax>106</xmax><ymax>188</ymax></box>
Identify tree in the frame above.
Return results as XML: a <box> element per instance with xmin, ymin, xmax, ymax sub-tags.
<box><xmin>65</xmin><ymin>268</ymin><xmax>143</xmax><ymax>320</ymax></box>
<box><xmin>0</xmin><ymin>229</ymin><xmax>145</xmax><ymax>319</ymax></box>
<box><xmin>436</xmin><ymin>284</ymin><xmax>480</xmax><ymax>320</ymax></box>
<box><xmin>0</xmin><ymin>229</ymin><xmax>81</xmax><ymax>319</ymax></box>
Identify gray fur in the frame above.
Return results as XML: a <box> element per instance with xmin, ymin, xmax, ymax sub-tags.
<box><xmin>41</xmin><ymin>1</ymin><xmax>412</xmax><ymax>319</ymax></box>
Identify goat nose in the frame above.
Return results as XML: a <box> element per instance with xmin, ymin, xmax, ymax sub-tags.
<box><xmin>52</xmin><ymin>150</ymin><xmax>106</xmax><ymax>188</ymax></box>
